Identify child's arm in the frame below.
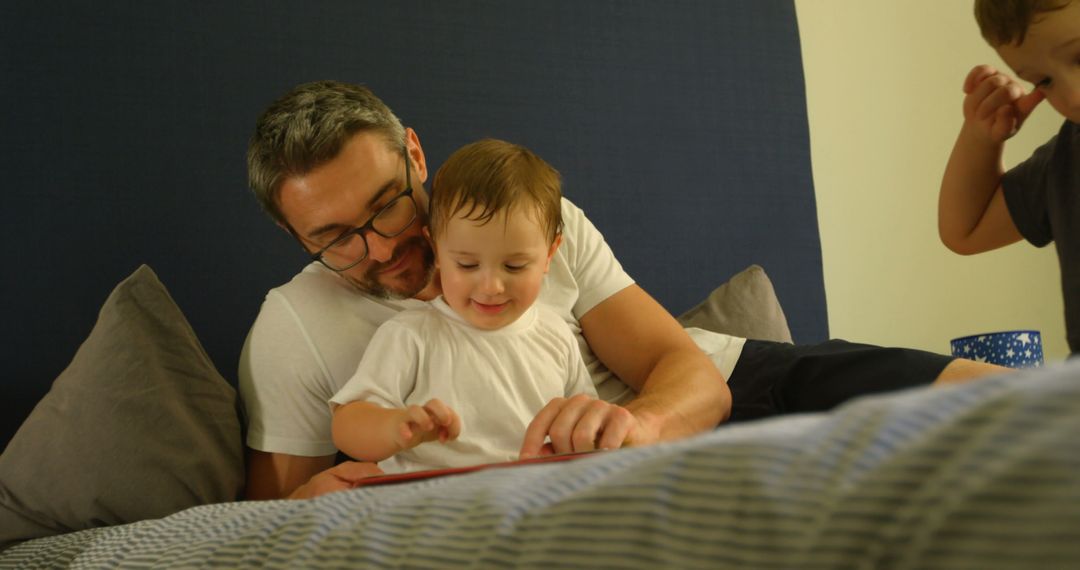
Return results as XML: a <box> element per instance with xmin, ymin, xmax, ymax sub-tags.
<box><xmin>938</xmin><ymin>65</ymin><xmax>1044</xmax><ymax>255</ymax></box>
<box><xmin>332</xmin><ymin>399</ymin><xmax>462</xmax><ymax>462</ymax></box>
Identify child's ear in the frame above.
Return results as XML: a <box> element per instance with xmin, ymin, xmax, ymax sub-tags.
<box><xmin>543</xmin><ymin>234</ymin><xmax>562</xmax><ymax>273</ymax></box>
<box><xmin>423</xmin><ymin>226</ymin><xmax>440</xmax><ymax>266</ymax></box>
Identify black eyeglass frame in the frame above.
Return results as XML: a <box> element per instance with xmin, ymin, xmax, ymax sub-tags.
<box><xmin>309</xmin><ymin>147</ymin><xmax>418</xmax><ymax>272</ymax></box>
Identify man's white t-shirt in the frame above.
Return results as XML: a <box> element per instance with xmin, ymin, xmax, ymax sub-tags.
<box><xmin>330</xmin><ymin>297</ymin><xmax>597</xmax><ymax>474</ymax></box>
<box><xmin>240</xmin><ymin>198</ymin><xmax>745</xmax><ymax>457</ymax></box>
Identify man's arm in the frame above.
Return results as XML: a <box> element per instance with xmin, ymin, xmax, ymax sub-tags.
<box><xmin>245</xmin><ymin>448</ymin><xmax>383</xmax><ymax>500</ymax></box>
<box><xmin>581</xmin><ymin>284</ymin><xmax>729</xmax><ymax>439</ymax></box>
<box><xmin>520</xmin><ymin>284</ymin><xmax>729</xmax><ymax>457</ymax></box>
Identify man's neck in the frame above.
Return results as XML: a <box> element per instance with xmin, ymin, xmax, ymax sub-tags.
<box><xmin>413</xmin><ymin>269</ymin><xmax>443</xmax><ymax>301</ymax></box>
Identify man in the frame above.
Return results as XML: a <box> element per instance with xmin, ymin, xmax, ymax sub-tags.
<box><xmin>241</xmin><ymin>80</ymin><xmax>1003</xmax><ymax>500</ymax></box>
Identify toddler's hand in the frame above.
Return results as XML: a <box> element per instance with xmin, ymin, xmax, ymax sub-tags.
<box><xmin>395</xmin><ymin>398</ymin><xmax>461</xmax><ymax>450</ymax></box>
<box><xmin>962</xmin><ymin>64</ymin><xmax>1045</xmax><ymax>143</ymax></box>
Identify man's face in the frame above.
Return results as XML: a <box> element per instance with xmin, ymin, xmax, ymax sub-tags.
<box><xmin>434</xmin><ymin>206</ymin><xmax>559</xmax><ymax>330</ymax></box>
<box><xmin>996</xmin><ymin>1</ymin><xmax>1080</xmax><ymax>124</ymax></box>
<box><xmin>278</xmin><ymin>131</ymin><xmax>437</xmax><ymax>300</ymax></box>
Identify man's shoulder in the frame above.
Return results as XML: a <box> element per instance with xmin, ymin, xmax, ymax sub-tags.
<box><xmin>560</xmin><ymin>196</ymin><xmax>585</xmax><ymax>229</ymax></box>
<box><xmin>382</xmin><ymin>302</ymin><xmax>439</xmax><ymax>327</ymax></box>
<box><xmin>552</xmin><ymin>196</ymin><xmax>594</xmax><ymax>265</ymax></box>
<box><xmin>271</xmin><ymin>263</ymin><xmax>356</xmax><ymax>299</ymax></box>
<box><xmin>263</xmin><ymin>263</ymin><xmax>350</xmax><ymax>307</ymax></box>
<box><xmin>267</xmin><ymin>263</ymin><xmax>421</xmax><ymax>317</ymax></box>
<box><xmin>533</xmin><ymin>302</ymin><xmax>568</xmax><ymax>323</ymax></box>
<box><xmin>532</xmin><ymin>303</ymin><xmax>579</xmax><ymax>340</ymax></box>
<box><xmin>249</xmin><ymin>264</ymin><xmax>429</xmax><ymax>367</ymax></box>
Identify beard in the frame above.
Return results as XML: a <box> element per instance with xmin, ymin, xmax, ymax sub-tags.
<box><xmin>346</xmin><ymin>235</ymin><xmax>435</xmax><ymax>300</ymax></box>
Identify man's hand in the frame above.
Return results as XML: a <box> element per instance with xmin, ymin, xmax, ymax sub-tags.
<box><xmin>962</xmin><ymin>64</ymin><xmax>1045</xmax><ymax>143</ymax></box>
<box><xmin>518</xmin><ymin>394</ymin><xmax>658</xmax><ymax>458</ymax></box>
<box><xmin>287</xmin><ymin>461</ymin><xmax>385</xmax><ymax>500</ymax></box>
<box><xmin>395</xmin><ymin>398</ymin><xmax>461</xmax><ymax>450</ymax></box>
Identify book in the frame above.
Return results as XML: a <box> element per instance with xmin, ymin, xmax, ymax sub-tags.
<box><xmin>351</xmin><ymin>450</ymin><xmax>606</xmax><ymax>488</ymax></box>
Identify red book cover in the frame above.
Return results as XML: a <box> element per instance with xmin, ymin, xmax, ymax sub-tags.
<box><xmin>352</xmin><ymin>450</ymin><xmax>605</xmax><ymax>488</ymax></box>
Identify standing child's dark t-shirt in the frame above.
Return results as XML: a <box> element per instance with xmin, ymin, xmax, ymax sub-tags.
<box><xmin>1002</xmin><ymin>120</ymin><xmax>1079</xmax><ymax>354</ymax></box>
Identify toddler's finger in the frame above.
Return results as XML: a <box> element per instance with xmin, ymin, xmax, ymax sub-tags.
<box><xmin>406</xmin><ymin>405</ymin><xmax>434</xmax><ymax>431</ymax></box>
<box><xmin>447</xmin><ymin>414</ymin><xmax>462</xmax><ymax>440</ymax></box>
<box><xmin>974</xmin><ymin>80</ymin><xmax>1021</xmax><ymax>121</ymax></box>
<box><xmin>993</xmin><ymin>105</ymin><xmax>1019</xmax><ymax>140</ymax></box>
<box><xmin>963</xmin><ymin>64</ymin><xmax>997</xmax><ymax>94</ymax></box>
<box><xmin>965</xmin><ymin>73</ymin><xmax>1004</xmax><ymax>118</ymax></box>
<box><xmin>1016</xmin><ymin>88</ymin><xmax>1046</xmax><ymax>119</ymax></box>
<box><xmin>398</xmin><ymin>423</ymin><xmax>414</xmax><ymax>443</ymax></box>
<box><xmin>425</xmin><ymin>399</ymin><xmax>455</xmax><ymax>427</ymax></box>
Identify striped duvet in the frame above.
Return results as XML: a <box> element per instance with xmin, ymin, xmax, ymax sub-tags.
<box><xmin>3</xmin><ymin>360</ymin><xmax>1079</xmax><ymax>569</ymax></box>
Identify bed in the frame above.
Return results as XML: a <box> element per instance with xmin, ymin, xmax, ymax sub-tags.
<box><xmin>3</xmin><ymin>342</ymin><xmax>1080</xmax><ymax>566</ymax></box>
<box><xmin>3</xmin><ymin>1</ymin><xmax>1078</xmax><ymax>568</ymax></box>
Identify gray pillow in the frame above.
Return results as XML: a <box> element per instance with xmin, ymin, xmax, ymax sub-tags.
<box><xmin>677</xmin><ymin>264</ymin><xmax>793</xmax><ymax>343</ymax></box>
<box><xmin>0</xmin><ymin>265</ymin><xmax>244</xmax><ymax>548</ymax></box>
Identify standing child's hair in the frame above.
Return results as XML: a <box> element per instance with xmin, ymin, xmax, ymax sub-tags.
<box><xmin>974</xmin><ymin>0</ymin><xmax>1073</xmax><ymax>46</ymax></box>
<box><xmin>428</xmin><ymin>139</ymin><xmax>563</xmax><ymax>244</ymax></box>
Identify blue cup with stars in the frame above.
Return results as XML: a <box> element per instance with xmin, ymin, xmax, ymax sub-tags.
<box><xmin>950</xmin><ymin>330</ymin><xmax>1044</xmax><ymax>368</ymax></box>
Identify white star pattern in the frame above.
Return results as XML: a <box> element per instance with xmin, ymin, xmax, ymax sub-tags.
<box><xmin>950</xmin><ymin>331</ymin><xmax>1044</xmax><ymax>368</ymax></box>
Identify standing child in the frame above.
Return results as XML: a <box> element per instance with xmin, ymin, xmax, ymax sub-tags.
<box><xmin>939</xmin><ymin>0</ymin><xmax>1080</xmax><ymax>354</ymax></box>
<box><xmin>330</xmin><ymin>139</ymin><xmax>597</xmax><ymax>473</ymax></box>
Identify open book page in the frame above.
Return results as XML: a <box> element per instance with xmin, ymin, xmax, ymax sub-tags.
<box><xmin>352</xmin><ymin>450</ymin><xmax>606</xmax><ymax>488</ymax></box>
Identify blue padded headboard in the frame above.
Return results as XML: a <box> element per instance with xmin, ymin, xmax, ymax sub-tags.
<box><xmin>0</xmin><ymin>1</ymin><xmax>825</xmax><ymax>447</ymax></box>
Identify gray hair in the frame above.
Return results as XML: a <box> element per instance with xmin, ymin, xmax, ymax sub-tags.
<box><xmin>246</xmin><ymin>81</ymin><xmax>406</xmax><ymax>225</ymax></box>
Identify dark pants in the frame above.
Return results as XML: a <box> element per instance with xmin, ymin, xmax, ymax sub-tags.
<box><xmin>724</xmin><ymin>339</ymin><xmax>955</xmax><ymax>423</ymax></box>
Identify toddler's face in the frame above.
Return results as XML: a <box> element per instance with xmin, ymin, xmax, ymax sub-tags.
<box><xmin>434</xmin><ymin>205</ymin><xmax>559</xmax><ymax>330</ymax></box>
<box><xmin>996</xmin><ymin>1</ymin><xmax>1080</xmax><ymax>123</ymax></box>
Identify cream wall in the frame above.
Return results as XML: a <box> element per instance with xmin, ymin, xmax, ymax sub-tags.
<box><xmin>794</xmin><ymin>1</ymin><xmax>1069</xmax><ymax>362</ymax></box>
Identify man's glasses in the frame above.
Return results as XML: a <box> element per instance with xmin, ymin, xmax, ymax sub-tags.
<box><xmin>311</xmin><ymin>148</ymin><xmax>418</xmax><ymax>272</ymax></box>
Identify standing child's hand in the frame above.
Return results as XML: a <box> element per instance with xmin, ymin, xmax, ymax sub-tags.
<box><xmin>394</xmin><ymin>398</ymin><xmax>462</xmax><ymax>450</ymax></box>
<box><xmin>962</xmin><ymin>64</ymin><xmax>1045</xmax><ymax>143</ymax></box>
